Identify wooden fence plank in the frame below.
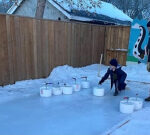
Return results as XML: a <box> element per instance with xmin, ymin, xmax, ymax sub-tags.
<box><xmin>25</xmin><ymin>18</ymin><xmax>34</xmax><ymax>79</ymax></box>
<box><xmin>54</xmin><ymin>21</ymin><xmax>66</xmax><ymax>67</ymax></box>
<box><xmin>37</xmin><ymin>20</ymin><xmax>43</xmax><ymax>78</ymax></box>
<box><xmin>66</xmin><ymin>22</ymin><xmax>72</xmax><ymax>66</ymax></box>
<box><xmin>0</xmin><ymin>15</ymin><xmax>9</xmax><ymax>85</ymax></box>
<box><xmin>6</xmin><ymin>15</ymin><xmax>15</xmax><ymax>84</ymax></box>
<box><xmin>73</xmin><ymin>23</ymin><xmax>81</xmax><ymax>67</ymax></box>
<box><xmin>41</xmin><ymin>20</ymin><xmax>49</xmax><ymax>78</ymax></box>
<box><xmin>48</xmin><ymin>21</ymin><xmax>55</xmax><ymax>73</ymax></box>
<box><xmin>32</xmin><ymin>19</ymin><xmax>38</xmax><ymax>78</ymax></box>
<box><xmin>92</xmin><ymin>25</ymin><xmax>105</xmax><ymax>64</ymax></box>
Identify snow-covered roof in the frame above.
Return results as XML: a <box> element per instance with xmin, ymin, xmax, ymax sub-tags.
<box><xmin>7</xmin><ymin>0</ymin><xmax>132</xmax><ymax>25</ymax></box>
<box><xmin>53</xmin><ymin>0</ymin><xmax>132</xmax><ymax>21</ymax></box>
<box><xmin>48</xmin><ymin>0</ymin><xmax>132</xmax><ymax>25</ymax></box>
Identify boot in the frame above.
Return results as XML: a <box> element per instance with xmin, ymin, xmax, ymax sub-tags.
<box><xmin>147</xmin><ymin>62</ymin><xmax>150</xmax><ymax>72</ymax></box>
<box><xmin>113</xmin><ymin>91</ymin><xmax>118</xmax><ymax>96</ymax></box>
<box><xmin>145</xmin><ymin>96</ymin><xmax>150</xmax><ymax>101</ymax></box>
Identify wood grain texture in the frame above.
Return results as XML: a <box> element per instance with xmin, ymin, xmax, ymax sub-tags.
<box><xmin>0</xmin><ymin>14</ymin><xmax>130</xmax><ymax>86</ymax></box>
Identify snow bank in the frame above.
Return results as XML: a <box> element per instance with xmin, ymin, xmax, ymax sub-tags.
<box><xmin>48</xmin><ymin>63</ymin><xmax>150</xmax><ymax>84</ymax></box>
<box><xmin>123</xmin><ymin>63</ymin><xmax>150</xmax><ymax>83</ymax></box>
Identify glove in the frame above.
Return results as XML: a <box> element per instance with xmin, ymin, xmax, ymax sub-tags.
<box><xmin>99</xmin><ymin>80</ymin><xmax>103</xmax><ymax>85</ymax></box>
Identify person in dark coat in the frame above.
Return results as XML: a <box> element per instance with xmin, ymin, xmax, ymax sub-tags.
<box><xmin>145</xmin><ymin>23</ymin><xmax>150</xmax><ymax>101</ymax></box>
<box><xmin>99</xmin><ymin>58</ymin><xmax>127</xmax><ymax>96</ymax></box>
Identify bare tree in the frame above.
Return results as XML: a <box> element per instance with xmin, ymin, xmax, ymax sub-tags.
<box><xmin>35</xmin><ymin>0</ymin><xmax>46</xmax><ymax>18</ymax></box>
<box><xmin>34</xmin><ymin>0</ymin><xmax>99</xmax><ymax>19</ymax></box>
<box><xmin>53</xmin><ymin>0</ymin><xmax>101</xmax><ymax>15</ymax></box>
<box><xmin>125</xmin><ymin>0</ymin><xmax>149</xmax><ymax>19</ymax></box>
<box><xmin>54</xmin><ymin>0</ymin><xmax>101</xmax><ymax>10</ymax></box>
<box><xmin>101</xmin><ymin>0</ymin><xmax>150</xmax><ymax>20</ymax></box>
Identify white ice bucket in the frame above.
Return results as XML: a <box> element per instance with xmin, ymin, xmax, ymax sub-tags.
<box><xmin>52</xmin><ymin>87</ymin><xmax>62</xmax><ymax>96</ymax></box>
<box><xmin>93</xmin><ymin>87</ymin><xmax>104</xmax><ymax>96</ymax></box>
<box><xmin>81</xmin><ymin>77</ymin><xmax>90</xmax><ymax>89</ymax></box>
<box><xmin>81</xmin><ymin>81</ymin><xmax>90</xmax><ymax>89</ymax></box>
<box><xmin>72</xmin><ymin>84</ymin><xmax>81</xmax><ymax>91</ymax></box>
<box><xmin>61</xmin><ymin>86</ymin><xmax>73</xmax><ymax>95</ymax></box>
<box><xmin>120</xmin><ymin>100</ymin><xmax>134</xmax><ymax>114</ymax></box>
<box><xmin>129</xmin><ymin>97</ymin><xmax>143</xmax><ymax>111</ymax></box>
<box><xmin>40</xmin><ymin>86</ymin><xmax>52</xmax><ymax>97</ymax></box>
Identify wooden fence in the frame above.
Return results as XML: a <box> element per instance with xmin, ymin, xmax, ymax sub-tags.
<box><xmin>104</xmin><ymin>26</ymin><xmax>130</xmax><ymax>65</ymax></box>
<box><xmin>0</xmin><ymin>14</ymin><xmax>130</xmax><ymax>86</ymax></box>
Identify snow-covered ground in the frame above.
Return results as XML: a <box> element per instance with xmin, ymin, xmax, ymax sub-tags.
<box><xmin>0</xmin><ymin>62</ymin><xmax>150</xmax><ymax>135</ymax></box>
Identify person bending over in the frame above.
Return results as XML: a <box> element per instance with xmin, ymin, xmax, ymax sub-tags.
<box><xmin>99</xmin><ymin>59</ymin><xmax>127</xmax><ymax>96</ymax></box>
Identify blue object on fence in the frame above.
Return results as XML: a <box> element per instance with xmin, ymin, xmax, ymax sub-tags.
<box><xmin>128</xmin><ymin>19</ymin><xmax>149</xmax><ymax>63</ymax></box>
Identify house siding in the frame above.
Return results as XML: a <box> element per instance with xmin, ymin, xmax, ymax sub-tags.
<box><xmin>14</xmin><ymin>0</ymin><xmax>68</xmax><ymax>21</ymax></box>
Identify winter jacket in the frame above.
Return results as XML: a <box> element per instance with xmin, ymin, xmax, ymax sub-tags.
<box><xmin>147</xmin><ymin>34</ymin><xmax>150</xmax><ymax>72</ymax></box>
<box><xmin>147</xmin><ymin>33</ymin><xmax>150</xmax><ymax>62</ymax></box>
<box><xmin>99</xmin><ymin>66</ymin><xmax>127</xmax><ymax>90</ymax></box>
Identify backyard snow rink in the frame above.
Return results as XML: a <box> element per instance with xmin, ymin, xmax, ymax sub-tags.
<box><xmin>0</xmin><ymin>62</ymin><xmax>150</xmax><ymax>135</ymax></box>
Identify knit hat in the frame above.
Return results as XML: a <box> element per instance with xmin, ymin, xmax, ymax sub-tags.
<box><xmin>109</xmin><ymin>59</ymin><xmax>118</xmax><ymax>67</ymax></box>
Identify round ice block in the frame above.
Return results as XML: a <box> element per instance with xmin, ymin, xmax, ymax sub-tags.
<box><xmin>40</xmin><ymin>86</ymin><xmax>52</xmax><ymax>97</ymax></box>
<box><xmin>81</xmin><ymin>81</ymin><xmax>90</xmax><ymax>89</ymax></box>
<box><xmin>52</xmin><ymin>87</ymin><xmax>62</xmax><ymax>96</ymax></box>
<box><xmin>93</xmin><ymin>87</ymin><xmax>104</xmax><ymax>96</ymax></box>
<box><xmin>129</xmin><ymin>97</ymin><xmax>143</xmax><ymax>111</ymax></box>
<box><xmin>61</xmin><ymin>86</ymin><xmax>73</xmax><ymax>95</ymax></box>
<box><xmin>72</xmin><ymin>84</ymin><xmax>81</xmax><ymax>91</ymax></box>
<box><xmin>120</xmin><ymin>100</ymin><xmax>134</xmax><ymax>114</ymax></box>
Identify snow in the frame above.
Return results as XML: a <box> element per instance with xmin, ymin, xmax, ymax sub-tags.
<box><xmin>53</xmin><ymin>0</ymin><xmax>132</xmax><ymax>22</ymax></box>
<box><xmin>109</xmin><ymin>48</ymin><xmax>128</xmax><ymax>52</ymax></box>
<box><xmin>104</xmin><ymin>107</ymin><xmax>150</xmax><ymax>135</ymax></box>
<box><xmin>0</xmin><ymin>62</ymin><xmax>150</xmax><ymax>135</ymax></box>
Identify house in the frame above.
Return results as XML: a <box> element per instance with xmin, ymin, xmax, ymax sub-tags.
<box><xmin>7</xmin><ymin>0</ymin><xmax>132</xmax><ymax>25</ymax></box>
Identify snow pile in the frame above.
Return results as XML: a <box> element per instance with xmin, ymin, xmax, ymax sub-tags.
<box><xmin>48</xmin><ymin>64</ymin><xmax>106</xmax><ymax>84</ymax></box>
<box><xmin>48</xmin><ymin>63</ymin><xmax>150</xmax><ymax>84</ymax></box>
<box><xmin>122</xmin><ymin>63</ymin><xmax>150</xmax><ymax>83</ymax></box>
<box><xmin>48</xmin><ymin>65</ymin><xmax>85</xmax><ymax>82</ymax></box>
<box><xmin>53</xmin><ymin>0</ymin><xmax>132</xmax><ymax>21</ymax></box>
